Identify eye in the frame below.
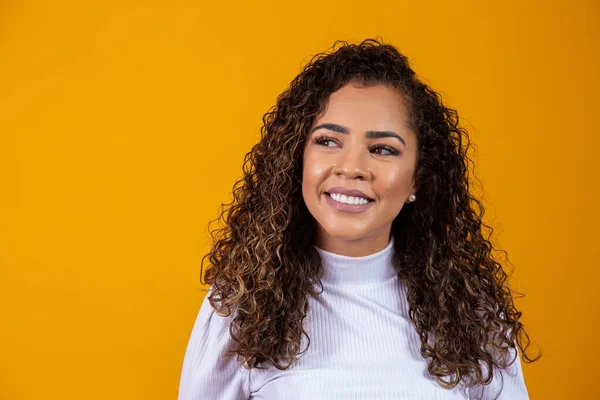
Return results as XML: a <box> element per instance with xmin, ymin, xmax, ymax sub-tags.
<box><xmin>313</xmin><ymin>135</ymin><xmax>339</xmax><ymax>147</ymax></box>
<box><xmin>370</xmin><ymin>145</ymin><xmax>400</xmax><ymax>156</ymax></box>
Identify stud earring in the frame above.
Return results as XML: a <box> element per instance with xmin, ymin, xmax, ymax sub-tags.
<box><xmin>408</xmin><ymin>194</ymin><xmax>416</xmax><ymax>202</ymax></box>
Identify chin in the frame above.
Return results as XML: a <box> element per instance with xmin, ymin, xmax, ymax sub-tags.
<box><xmin>319</xmin><ymin>224</ymin><xmax>369</xmax><ymax>241</ymax></box>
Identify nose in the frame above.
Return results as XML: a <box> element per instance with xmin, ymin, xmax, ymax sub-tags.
<box><xmin>332</xmin><ymin>148</ymin><xmax>370</xmax><ymax>181</ymax></box>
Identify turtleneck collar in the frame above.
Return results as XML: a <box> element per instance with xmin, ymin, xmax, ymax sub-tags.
<box><xmin>313</xmin><ymin>238</ymin><xmax>397</xmax><ymax>285</ymax></box>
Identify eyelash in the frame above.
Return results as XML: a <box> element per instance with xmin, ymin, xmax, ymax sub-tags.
<box><xmin>312</xmin><ymin>135</ymin><xmax>401</xmax><ymax>156</ymax></box>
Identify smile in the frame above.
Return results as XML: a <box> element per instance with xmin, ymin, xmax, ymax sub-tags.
<box><xmin>328</xmin><ymin>192</ymin><xmax>370</xmax><ymax>205</ymax></box>
<box><xmin>324</xmin><ymin>192</ymin><xmax>375</xmax><ymax>213</ymax></box>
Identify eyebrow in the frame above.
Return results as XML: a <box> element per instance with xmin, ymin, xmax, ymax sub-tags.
<box><xmin>310</xmin><ymin>123</ymin><xmax>406</xmax><ymax>147</ymax></box>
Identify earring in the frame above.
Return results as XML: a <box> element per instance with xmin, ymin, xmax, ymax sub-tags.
<box><xmin>408</xmin><ymin>194</ymin><xmax>416</xmax><ymax>202</ymax></box>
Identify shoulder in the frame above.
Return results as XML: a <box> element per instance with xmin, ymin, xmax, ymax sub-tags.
<box><xmin>178</xmin><ymin>288</ymin><xmax>250</xmax><ymax>400</ymax></box>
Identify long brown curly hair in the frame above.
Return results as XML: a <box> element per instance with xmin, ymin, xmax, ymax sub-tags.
<box><xmin>200</xmin><ymin>37</ymin><xmax>540</xmax><ymax>392</ymax></box>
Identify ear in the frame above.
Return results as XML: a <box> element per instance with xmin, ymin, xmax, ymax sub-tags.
<box><xmin>410</xmin><ymin>176</ymin><xmax>417</xmax><ymax>194</ymax></box>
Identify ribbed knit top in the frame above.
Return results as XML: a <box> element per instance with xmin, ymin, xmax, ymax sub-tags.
<box><xmin>316</xmin><ymin>237</ymin><xmax>397</xmax><ymax>285</ymax></box>
<box><xmin>178</xmin><ymin>238</ymin><xmax>529</xmax><ymax>399</ymax></box>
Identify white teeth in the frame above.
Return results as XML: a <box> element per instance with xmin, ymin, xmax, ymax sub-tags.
<box><xmin>329</xmin><ymin>193</ymin><xmax>370</xmax><ymax>205</ymax></box>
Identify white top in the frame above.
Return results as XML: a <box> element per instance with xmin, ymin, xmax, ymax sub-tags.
<box><xmin>178</xmin><ymin>238</ymin><xmax>529</xmax><ymax>399</ymax></box>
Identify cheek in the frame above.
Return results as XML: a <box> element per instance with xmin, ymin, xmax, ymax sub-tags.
<box><xmin>302</xmin><ymin>151</ymin><xmax>327</xmax><ymax>185</ymax></box>
<box><xmin>301</xmin><ymin>153</ymin><xmax>318</xmax><ymax>201</ymax></box>
<box><xmin>377</xmin><ymin>167</ymin><xmax>414</xmax><ymax>199</ymax></box>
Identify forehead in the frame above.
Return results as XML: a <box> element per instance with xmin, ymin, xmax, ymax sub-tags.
<box><xmin>315</xmin><ymin>83</ymin><xmax>413</xmax><ymax>133</ymax></box>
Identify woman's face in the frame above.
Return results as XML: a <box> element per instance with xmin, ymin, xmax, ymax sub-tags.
<box><xmin>302</xmin><ymin>82</ymin><xmax>418</xmax><ymax>255</ymax></box>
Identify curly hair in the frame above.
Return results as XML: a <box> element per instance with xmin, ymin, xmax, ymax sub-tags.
<box><xmin>200</xmin><ymin>37</ymin><xmax>540</xmax><ymax>393</ymax></box>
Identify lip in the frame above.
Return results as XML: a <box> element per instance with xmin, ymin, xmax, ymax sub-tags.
<box><xmin>326</xmin><ymin>187</ymin><xmax>374</xmax><ymax>201</ymax></box>
<box><xmin>324</xmin><ymin>192</ymin><xmax>375</xmax><ymax>213</ymax></box>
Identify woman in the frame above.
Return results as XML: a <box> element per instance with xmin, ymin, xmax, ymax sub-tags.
<box><xmin>178</xmin><ymin>38</ymin><xmax>540</xmax><ymax>399</ymax></box>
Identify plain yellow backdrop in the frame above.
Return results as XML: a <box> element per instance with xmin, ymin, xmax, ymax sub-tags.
<box><xmin>1</xmin><ymin>0</ymin><xmax>598</xmax><ymax>398</ymax></box>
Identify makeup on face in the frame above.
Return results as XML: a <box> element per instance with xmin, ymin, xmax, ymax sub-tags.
<box><xmin>301</xmin><ymin>82</ymin><xmax>418</xmax><ymax>254</ymax></box>
<box><xmin>324</xmin><ymin>188</ymin><xmax>375</xmax><ymax>213</ymax></box>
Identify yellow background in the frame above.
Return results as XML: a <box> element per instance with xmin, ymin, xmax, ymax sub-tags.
<box><xmin>1</xmin><ymin>1</ymin><xmax>598</xmax><ymax>398</ymax></box>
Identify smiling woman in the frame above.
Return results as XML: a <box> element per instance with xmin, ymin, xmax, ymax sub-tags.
<box><xmin>303</xmin><ymin>83</ymin><xmax>417</xmax><ymax>256</ymax></box>
<box><xmin>178</xmin><ymin>38</ymin><xmax>540</xmax><ymax>399</ymax></box>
